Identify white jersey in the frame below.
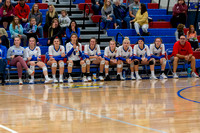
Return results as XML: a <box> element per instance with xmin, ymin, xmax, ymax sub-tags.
<box><xmin>117</xmin><ymin>46</ymin><xmax>133</xmax><ymax>59</ymax></box>
<box><xmin>84</xmin><ymin>44</ymin><xmax>101</xmax><ymax>56</ymax></box>
<box><xmin>66</xmin><ymin>42</ymin><xmax>82</xmax><ymax>61</ymax></box>
<box><xmin>104</xmin><ymin>46</ymin><xmax>118</xmax><ymax>60</ymax></box>
<box><xmin>25</xmin><ymin>46</ymin><xmax>41</xmax><ymax>58</ymax></box>
<box><xmin>48</xmin><ymin>45</ymin><xmax>65</xmax><ymax>57</ymax></box>
<box><xmin>149</xmin><ymin>43</ymin><xmax>165</xmax><ymax>56</ymax></box>
<box><xmin>134</xmin><ymin>44</ymin><xmax>150</xmax><ymax>58</ymax></box>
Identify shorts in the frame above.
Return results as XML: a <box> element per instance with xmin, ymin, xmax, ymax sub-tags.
<box><xmin>170</xmin><ymin>56</ymin><xmax>191</xmax><ymax>64</ymax></box>
<box><xmin>73</xmin><ymin>60</ymin><xmax>81</xmax><ymax>66</ymax></box>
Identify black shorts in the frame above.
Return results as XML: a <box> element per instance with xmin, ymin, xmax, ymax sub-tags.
<box><xmin>73</xmin><ymin>60</ymin><xmax>81</xmax><ymax>66</ymax></box>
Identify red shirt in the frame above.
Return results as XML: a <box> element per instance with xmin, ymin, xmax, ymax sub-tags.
<box><xmin>15</xmin><ymin>4</ymin><xmax>30</xmax><ymax>19</ymax></box>
<box><xmin>172</xmin><ymin>41</ymin><xmax>193</xmax><ymax>57</ymax></box>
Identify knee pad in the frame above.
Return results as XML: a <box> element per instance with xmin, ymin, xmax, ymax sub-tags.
<box><xmin>59</xmin><ymin>62</ymin><xmax>64</xmax><ymax>67</ymax></box>
<box><xmin>82</xmin><ymin>63</ymin><xmax>86</xmax><ymax>68</ymax></box>
<box><xmin>149</xmin><ymin>60</ymin><xmax>154</xmax><ymax>65</ymax></box>
<box><xmin>42</xmin><ymin>66</ymin><xmax>47</xmax><ymax>72</ymax></box>
<box><xmin>130</xmin><ymin>62</ymin><xmax>134</xmax><ymax>67</ymax></box>
<box><xmin>152</xmin><ymin>58</ymin><xmax>156</xmax><ymax>64</ymax></box>
<box><xmin>52</xmin><ymin>63</ymin><xmax>57</xmax><ymax>68</ymax></box>
<box><xmin>134</xmin><ymin>60</ymin><xmax>139</xmax><ymax>65</ymax></box>
<box><xmin>162</xmin><ymin>58</ymin><xmax>166</xmax><ymax>65</ymax></box>
<box><xmin>105</xmin><ymin>65</ymin><xmax>109</xmax><ymax>68</ymax></box>
<box><xmin>86</xmin><ymin>60</ymin><xmax>90</xmax><ymax>65</ymax></box>
<box><xmin>100</xmin><ymin>60</ymin><xmax>105</xmax><ymax>65</ymax></box>
<box><xmin>30</xmin><ymin>65</ymin><xmax>35</xmax><ymax>71</ymax></box>
<box><xmin>68</xmin><ymin>62</ymin><xmax>73</xmax><ymax>67</ymax></box>
<box><xmin>117</xmin><ymin>64</ymin><xmax>122</xmax><ymax>68</ymax></box>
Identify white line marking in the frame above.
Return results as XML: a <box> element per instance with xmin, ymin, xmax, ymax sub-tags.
<box><xmin>0</xmin><ymin>124</ymin><xmax>18</xmax><ymax>133</ymax></box>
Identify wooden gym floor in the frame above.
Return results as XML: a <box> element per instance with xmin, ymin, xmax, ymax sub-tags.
<box><xmin>0</xmin><ymin>78</ymin><xmax>200</xmax><ymax>133</ymax></box>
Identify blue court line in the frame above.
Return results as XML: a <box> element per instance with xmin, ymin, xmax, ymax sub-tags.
<box><xmin>177</xmin><ymin>85</ymin><xmax>200</xmax><ymax>104</ymax></box>
<box><xmin>0</xmin><ymin>89</ymin><xmax>167</xmax><ymax>133</ymax></box>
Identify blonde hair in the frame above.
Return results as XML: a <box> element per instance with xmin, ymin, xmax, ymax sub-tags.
<box><xmin>103</xmin><ymin>0</ymin><xmax>110</xmax><ymax>11</ymax></box>
<box><xmin>48</xmin><ymin>4</ymin><xmax>56</xmax><ymax>18</ymax></box>
<box><xmin>123</xmin><ymin>37</ymin><xmax>130</xmax><ymax>44</ymax></box>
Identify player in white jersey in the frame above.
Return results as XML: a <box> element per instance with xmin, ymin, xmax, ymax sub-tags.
<box><xmin>66</xmin><ymin>33</ymin><xmax>87</xmax><ymax>83</ymax></box>
<box><xmin>117</xmin><ymin>37</ymin><xmax>135</xmax><ymax>80</ymax></box>
<box><xmin>150</xmin><ymin>38</ymin><xmax>167</xmax><ymax>79</ymax></box>
<box><xmin>132</xmin><ymin>37</ymin><xmax>157</xmax><ymax>80</ymax></box>
<box><xmin>47</xmin><ymin>38</ymin><xmax>66</xmax><ymax>83</ymax></box>
<box><xmin>84</xmin><ymin>37</ymin><xmax>105</xmax><ymax>81</ymax></box>
<box><xmin>104</xmin><ymin>40</ymin><xmax>118</xmax><ymax>81</ymax></box>
<box><xmin>25</xmin><ymin>37</ymin><xmax>53</xmax><ymax>84</ymax></box>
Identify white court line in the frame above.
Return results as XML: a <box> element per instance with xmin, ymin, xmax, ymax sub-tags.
<box><xmin>0</xmin><ymin>124</ymin><xmax>18</xmax><ymax>133</ymax></box>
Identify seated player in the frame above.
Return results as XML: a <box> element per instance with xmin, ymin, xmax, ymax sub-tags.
<box><xmin>0</xmin><ymin>38</ymin><xmax>7</xmax><ymax>85</ymax></box>
<box><xmin>104</xmin><ymin>40</ymin><xmax>118</xmax><ymax>81</ymax></box>
<box><xmin>171</xmin><ymin>35</ymin><xmax>199</xmax><ymax>78</ymax></box>
<box><xmin>116</xmin><ymin>37</ymin><xmax>134</xmax><ymax>80</ymax></box>
<box><xmin>84</xmin><ymin>37</ymin><xmax>105</xmax><ymax>81</ymax></box>
<box><xmin>132</xmin><ymin>37</ymin><xmax>157</xmax><ymax>80</ymax></box>
<box><xmin>150</xmin><ymin>37</ymin><xmax>167</xmax><ymax>79</ymax></box>
<box><xmin>25</xmin><ymin>37</ymin><xmax>52</xmax><ymax>84</ymax></box>
<box><xmin>66</xmin><ymin>33</ymin><xmax>87</xmax><ymax>83</ymax></box>
<box><xmin>7</xmin><ymin>37</ymin><xmax>34</xmax><ymax>85</ymax></box>
<box><xmin>47</xmin><ymin>38</ymin><xmax>66</xmax><ymax>83</ymax></box>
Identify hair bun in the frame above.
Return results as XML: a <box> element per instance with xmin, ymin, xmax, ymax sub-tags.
<box><xmin>124</xmin><ymin>37</ymin><xmax>129</xmax><ymax>40</ymax></box>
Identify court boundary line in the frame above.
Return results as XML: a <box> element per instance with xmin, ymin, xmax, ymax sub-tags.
<box><xmin>177</xmin><ymin>85</ymin><xmax>200</xmax><ymax>103</ymax></box>
<box><xmin>0</xmin><ymin>89</ymin><xmax>167</xmax><ymax>133</ymax></box>
<box><xmin>0</xmin><ymin>124</ymin><xmax>18</xmax><ymax>133</ymax></box>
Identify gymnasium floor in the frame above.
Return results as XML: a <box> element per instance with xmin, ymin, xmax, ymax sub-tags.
<box><xmin>0</xmin><ymin>78</ymin><xmax>200</xmax><ymax>133</ymax></box>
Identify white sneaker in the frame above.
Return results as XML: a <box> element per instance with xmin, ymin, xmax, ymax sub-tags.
<box><xmin>120</xmin><ymin>75</ymin><xmax>125</xmax><ymax>80</ymax></box>
<box><xmin>68</xmin><ymin>76</ymin><xmax>73</xmax><ymax>83</ymax></box>
<box><xmin>82</xmin><ymin>76</ymin><xmax>88</xmax><ymax>82</ymax></box>
<box><xmin>136</xmin><ymin>75</ymin><xmax>142</xmax><ymax>80</ymax></box>
<box><xmin>160</xmin><ymin>73</ymin><xmax>168</xmax><ymax>79</ymax></box>
<box><xmin>150</xmin><ymin>75</ymin><xmax>158</xmax><ymax>80</ymax></box>
<box><xmin>27</xmin><ymin>69</ymin><xmax>34</xmax><ymax>75</ymax></box>
<box><xmin>87</xmin><ymin>76</ymin><xmax>92</xmax><ymax>82</ymax></box>
<box><xmin>44</xmin><ymin>78</ymin><xmax>53</xmax><ymax>84</ymax></box>
<box><xmin>19</xmin><ymin>78</ymin><xmax>23</xmax><ymax>85</ymax></box>
<box><xmin>191</xmin><ymin>72</ymin><xmax>199</xmax><ymax>78</ymax></box>
<box><xmin>131</xmin><ymin>75</ymin><xmax>136</xmax><ymax>80</ymax></box>
<box><xmin>59</xmin><ymin>77</ymin><xmax>64</xmax><ymax>83</ymax></box>
<box><xmin>53</xmin><ymin>78</ymin><xmax>58</xmax><ymax>83</ymax></box>
<box><xmin>29</xmin><ymin>78</ymin><xmax>34</xmax><ymax>84</ymax></box>
<box><xmin>173</xmin><ymin>73</ymin><xmax>179</xmax><ymax>79</ymax></box>
<box><xmin>99</xmin><ymin>76</ymin><xmax>104</xmax><ymax>81</ymax></box>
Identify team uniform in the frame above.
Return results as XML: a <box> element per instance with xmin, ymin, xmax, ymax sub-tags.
<box><xmin>133</xmin><ymin>44</ymin><xmax>151</xmax><ymax>61</ymax></box>
<box><xmin>84</xmin><ymin>44</ymin><xmax>101</xmax><ymax>61</ymax></box>
<box><xmin>104</xmin><ymin>46</ymin><xmax>118</xmax><ymax>62</ymax></box>
<box><xmin>48</xmin><ymin>45</ymin><xmax>66</xmax><ymax>61</ymax></box>
<box><xmin>149</xmin><ymin>43</ymin><xmax>165</xmax><ymax>60</ymax></box>
<box><xmin>25</xmin><ymin>46</ymin><xmax>41</xmax><ymax>62</ymax></box>
<box><xmin>117</xmin><ymin>46</ymin><xmax>133</xmax><ymax>61</ymax></box>
<box><xmin>66</xmin><ymin>42</ymin><xmax>83</xmax><ymax>65</ymax></box>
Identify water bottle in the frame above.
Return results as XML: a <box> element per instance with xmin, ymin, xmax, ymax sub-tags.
<box><xmin>122</xmin><ymin>69</ymin><xmax>126</xmax><ymax>80</ymax></box>
<box><xmin>93</xmin><ymin>73</ymin><xmax>96</xmax><ymax>82</ymax></box>
<box><xmin>187</xmin><ymin>68</ymin><xmax>191</xmax><ymax>77</ymax></box>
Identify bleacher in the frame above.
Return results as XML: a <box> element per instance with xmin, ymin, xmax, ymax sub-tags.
<box><xmin>2</xmin><ymin>0</ymin><xmax>200</xmax><ymax>83</ymax></box>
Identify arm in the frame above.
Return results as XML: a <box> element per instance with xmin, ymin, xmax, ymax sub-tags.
<box><xmin>175</xmin><ymin>31</ymin><xmax>179</xmax><ymax>41</ymax></box>
<box><xmin>22</xmin><ymin>48</ymin><xmax>27</xmax><ymax>61</ymax></box>
<box><xmin>101</xmin><ymin>8</ymin><xmax>107</xmax><ymax>20</ymax></box>
<box><xmin>104</xmin><ymin>48</ymin><xmax>110</xmax><ymax>61</ymax></box>
<box><xmin>23</xmin><ymin>23</ymin><xmax>29</xmax><ymax>33</ymax></box>
<box><xmin>97</xmin><ymin>45</ymin><xmax>101</xmax><ymax>56</ymax></box>
<box><xmin>186</xmin><ymin>31</ymin><xmax>189</xmax><ymax>39</ymax></box>
<box><xmin>66</xmin><ymin>28</ymin><xmax>71</xmax><ymax>40</ymax></box>
<box><xmin>77</xmin><ymin>28</ymin><xmax>80</xmax><ymax>38</ymax></box>
<box><xmin>7</xmin><ymin>47</ymin><xmax>12</xmax><ymax>59</ymax></box>
<box><xmin>9</xmin><ymin>24</ymin><xmax>18</xmax><ymax>36</ymax></box>
<box><xmin>38</xmin><ymin>13</ymin><xmax>42</xmax><ymax>26</ymax></box>
<box><xmin>67</xmin><ymin>47</ymin><xmax>74</xmax><ymax>56</ymax></box>
<box><xmin>19</xmin><ymin>25</ymin><xmax>23</xmax><ymax>34</ymax></box>
<box><xmin>2</xmin><ymin>47</ymin><xmax>7</xmax><ymax>60</ymax></box>
<box><xmin>32</xmin><ymin>25</ymin><xmax>37</xmax><ymax>33</ymax></box>
<box><xmin>146</xmin><ymin>46</ymin><xmax>151</xmax><ymax>60</ymax></box>
<box><xmin>84</xmin><ymin>45</ymin><xmax>89</xmax><ymax>58</ymax></box>
<box><xmin>25</xmin><ymin>6</ymin><xmax>30</xmax><ymax>19</ymax></box>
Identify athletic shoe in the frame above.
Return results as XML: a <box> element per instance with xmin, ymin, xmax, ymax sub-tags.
<box><xmin>136</xmin><ymin>75</ymin><xmax>142</xmax><ymax>80</ymax></box>
<box><xmin>120</xmin><ymin>75</ymin><xmax>125</xmax><ymax>80</ymax></box>
<box><xmin>160</xmin><ymin>73</ymin><xmax>168</xmax><ymax>79</ymax></box>
<box><xmin>19</xmin><ymin>78</ymin><xmax>23</xmax><ymax>85</ymax></box>
<box><xmin>27</xmin><ymin>69</ymin><xmax>34</xmax><ymax>75</ymax></box>
<box><xmin>87</xmin><ymin>76</ymin><xmax>92</xmax><ymax>82</ymax></box>
<box><xmin>82</xmin><ymin>76</ymin><xmax>88</xmax><ymax>82</ymax></box>
<box><xmin>68</xmin><ymin>76</ymin><xmax>73</xmax><ymax>83</ymax></box>
<box><xmin>59</xmin><ymin>77</ymin><xmax>64</xmax><ymax>83</ymax></box>
<box><xmin>173</xmin><ymin>73</ymin><xmax>179</xmax><ymax>79</ymax></box>
<box><xmin>105</xmin><ymin>75</ymin><xmax>111</xmax><ymax>81</ymax></box>
<box><xmin>53</xmin><ymin>78</ymin><xmax>58</xmax><ymax>83</ymax></box>
<box><xmin>117</xmin><ymin>74</ymin><xmax>121</xmax><ymax>81</ymax></box>
<box><xmin>29</xmin><ymin>79</ymin><xmax>34</xmax><ymax>84</ymax></box>
<box><xmin>99</xmin><ymin>76</ymin><xmax>104</xmax><ymax>81</ymax></box>
<box><xmin>150</xmin><ymin>75</ymin><xmax>158</xmax><ymax>80</ymax></box>
<box><xmin>191</xmin><ymin>72</ymin><xmax>199</xmax><ymax>78</ymax></box>
<box><xmin>44</xmin><ymin>78</ymin><xmax>53</xmax><ymax>84</ymax></box>
<box><xmin>131</xmin><ymin>74</ymin><xmax>136</xmax><ymax>80</ymax></box>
